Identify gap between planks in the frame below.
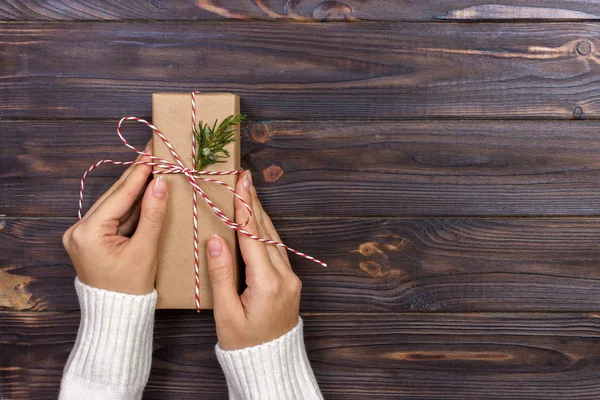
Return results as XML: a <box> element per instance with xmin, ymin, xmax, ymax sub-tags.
<box><xmin>2</xmin><ymin>311</ymin><xmax>600</xmax><ymax>317</ymax></box>
<box><xmin>2</xmin><ymin>116</ymin><xmax>600</xmax><ymax>122</ymax></box>
<box><xmin>2</xmin><ymin>19</ymin><xmax>600</xmax><ymax>24</ymax></box>
<box><xmin>7</xmin><ymin>215</ymin><xmax>600</xmax><ymax>220</ymax></box>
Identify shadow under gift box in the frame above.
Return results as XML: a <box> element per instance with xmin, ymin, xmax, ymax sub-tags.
<box><xmin>152</xmin><ymin>92</ymin><xmax>240</xmax><ymax>309</ymax></box>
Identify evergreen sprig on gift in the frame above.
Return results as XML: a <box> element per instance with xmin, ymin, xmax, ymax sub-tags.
<box><xmin>193</xmin><ymin>114</ymin><xmax>245</xmax><ymax>171</ymax></box>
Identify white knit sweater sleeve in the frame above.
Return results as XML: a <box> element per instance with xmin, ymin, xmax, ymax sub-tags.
<box><xmin>59</xmin><ymin>278</ymin><xmax>157</xmax><ymax>400</ymax></box>
<box><xmin>60</xmin><ymin>279</ymin><xmax>323</xmax><ymax>399</ymax></box>
<box><xmin>215</xmin><ymin>318</ymin><xmax>324</xmax><ymax>400</ymax></box>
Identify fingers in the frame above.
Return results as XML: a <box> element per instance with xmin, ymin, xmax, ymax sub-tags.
<box><xmin>87</xmin><ymin>155</ymin><xmax>153</xmax><ymax>225</ymax></box>
<box><xmin>240</xmin><ymin>170</ymin><xmax>289</xmax><ymax>267</ymax></box>
<box><xmin>131</xmin><ymin>177</ymin><xmax>168</xmax><ymax>247</ymax></box>
<box><xmin>81</xmin><ymin>139</ymin><xmax>152</xmax><ymax>223</ymax></box>
<box><xmin>206</xmin><ymin>235</ymin><xmax>243</xmax><ymax>317</ymax></box>
<box><xmin>235</xmin><ymin>171</ymin><xmax>273</xmax><ymax>279</ymax></box>
<box><xmin>249</xmin><ymin>186</ymin><xmax>290</xmax><ymax>266</ymax></box>
<box><xmin>117</xmin><ymin>198</ymin><xmax>143</xmax><ymax>237</ymax></box>
<box><xmin>117</xmin><ymin>173</ymin><xmax>150</xmax><ymax>227</ymax></box>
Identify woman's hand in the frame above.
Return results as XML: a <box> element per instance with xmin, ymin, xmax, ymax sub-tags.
<box><xmin>62</xmin><ymin>140</ymin><xmax>169</xmax><ymax>295</ymax></box>
<box><xmin>207</xmin><ymin>170</ymin><xmax>302</xmax><ymax>350</ymax></box>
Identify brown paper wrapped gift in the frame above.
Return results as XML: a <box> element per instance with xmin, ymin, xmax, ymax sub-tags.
<box><xmin>152</xmin><ymin>93</ymin><xmax>240</xmax><ymax>309</ymax></box>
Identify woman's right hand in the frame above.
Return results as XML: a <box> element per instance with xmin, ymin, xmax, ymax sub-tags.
<box><xmin>206</xmin><ymin>170</ymin><xmax>302</xmax><ymax>350</ymax></box>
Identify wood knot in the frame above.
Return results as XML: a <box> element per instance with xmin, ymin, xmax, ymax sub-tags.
<box><xmin>356</xmin><ymin>242</ymin><xmax>385</xmax><ymax>257</ymax></box>
<box><xmin>359</xmin><ymin>260</ymin><xmax>390</xmax><ymax>277</ymax></box>
<box><xmin>249</xmin><ymin>123</ymin><xmax>270</xmax><ymax>143</ymax></box>
<box><xmin>576</xmin><ymin>41</ymin><xmax>592</xmax><ymax>56</ymax></box>
<box><xmin>573</xmin><ymin>106</ymin><xmax>584</xmax><ymax>119</ymax></box>
<box><xmin>352</xmin><ymin>235</ymin><xmax>414</xmax><ymax>277</ymax></box>
<box><xmin>0</xmin><ymin>269</ymin><xmax>41</xmax><ymax>310</ymax></box>
<box><xmin>312</xmin><ymin>1</ymin><xmax>355</xmax><ymax>21</ymax></box>
<box><xmin>263</xmin><ymin>163</ymin><xmax>284</xmax><ymax>183</ymax></box>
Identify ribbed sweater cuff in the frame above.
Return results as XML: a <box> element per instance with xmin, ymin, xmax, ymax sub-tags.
<box><xmin>215</xmin><ymin>318</ymin><xmax>323</xmax><ymax>400</ymax></box>
<box><xmin>60</xmin><ymin>278</ymin><xmax>157</xmax><ymax>398</ymax></box>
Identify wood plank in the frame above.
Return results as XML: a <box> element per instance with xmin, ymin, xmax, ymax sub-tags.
<box><xmin>2</xmin><ymin>0</ymin><xmax>600</xmax><ymax>21</ymax></box>
<box><xmin>4</xmin><ymin>217</ymin><xmax>600</xmax><ymax>312</ymax></box>
<box><xmin>1</xmin><ymin>22</ymin><xmax>599</xmax><ymax>119</ymax></box>
<box><xmin>5</xmin><ymin>120</ymin><xmax>600</xmax><ymax>217</ymax></box>
<box><xmin>3</xmin><ymin>311</ymin><xmax>600</xmax><ymax>399</ymax></box>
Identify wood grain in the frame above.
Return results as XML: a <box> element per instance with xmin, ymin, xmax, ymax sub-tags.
<box><xmin>5</xmin><ymin>120</ymin><xmax>600</xmax><ymax>217</ymax></box>
<box><xmin>4</xmin><ymin>3</ymin><xmax>600</xmax><ymax>399</ymax></box>
<box><xmin>4</xmin><ymin>217</ymin><xmax>600</xmax><ymax>312</ymax></box>
<box><xmin>3</xmin><ymin>311</ymin><xmax>600</xmax><ymax>399</ymax></box>
<box><xmin>1</xmin><ymin>23</ymin><xmax>599</xmax><ymax>119</ymax></box>
<box><xmin>2</xmin><ymin>0</ymin><xmax>600</xmax><ymax>21</ymax></box>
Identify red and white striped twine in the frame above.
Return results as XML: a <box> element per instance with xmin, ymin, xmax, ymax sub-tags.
<box><xmin>78</xmin><ymin>91</ymin><xmax>327</xmax><ymax>312</ymax></box>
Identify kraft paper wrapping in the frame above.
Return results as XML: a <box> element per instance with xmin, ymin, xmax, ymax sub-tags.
<box><xmin>152</xmin><ymin>93</ymin><xmax>240</xmax><ymax>309</ymax></box>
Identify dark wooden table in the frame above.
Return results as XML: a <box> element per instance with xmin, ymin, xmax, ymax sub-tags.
<box><xmin>3</xmin><ymin>1</ymin><xmax>600</xmax><ymax>398</ymax></box>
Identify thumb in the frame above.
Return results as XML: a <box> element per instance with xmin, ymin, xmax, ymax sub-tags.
<box><xmin>206</xmin><ymin>235</ymin><xmax>242</xmax><ymax>316</ymax></box>
<box><xmin>132</xmin><ymin>176</ymin><xmax>168</xmax><ymax>246</ymax></box>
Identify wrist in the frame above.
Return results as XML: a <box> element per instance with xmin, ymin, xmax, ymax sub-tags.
<box><xmin>75</xmin><ymin>267</ymin><xmax>156</xmax><ymax>295</ymax></box>
<box><xmin>218</xmin><ymin>316</ymin><xmax>300</xmax><ymax>351</ymax></box>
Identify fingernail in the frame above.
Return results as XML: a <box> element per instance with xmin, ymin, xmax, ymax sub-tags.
<box><xmin>143</xmin><ymin>138</ymin><xmax>153</xmax><ymax>153</ymax></box>
<box><xmin>207</xmin><ymin>235</ymin><xmax>222</xmax><ymax>257</ymax></box>
<box><xmin>244</xmin><ymin>171</ymin><xmax>252</xmax><ymax>190</ymax></box>
<box><xmin>152</xmin><ymin>177</ymin><xmax>167</xmax><ymax>198</ymax></box>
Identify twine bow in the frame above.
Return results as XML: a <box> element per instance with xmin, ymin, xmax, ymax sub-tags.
<box><xmin>78</xmin><ymin>91</ymin><xmax>327</xmax><ymax>312</ymax></box>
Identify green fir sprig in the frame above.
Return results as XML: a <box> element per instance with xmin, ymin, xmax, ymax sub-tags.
<box><xmin>193</xmin><ymin>114</ymin><xmax>245</xmax><ymax>171</ymax></box>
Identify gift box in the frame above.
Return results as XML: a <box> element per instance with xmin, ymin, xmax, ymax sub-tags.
<box><xmin>152</xmin><ymin>93</ymin><xmax>240</xmax><ymax>309</ymax></box>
